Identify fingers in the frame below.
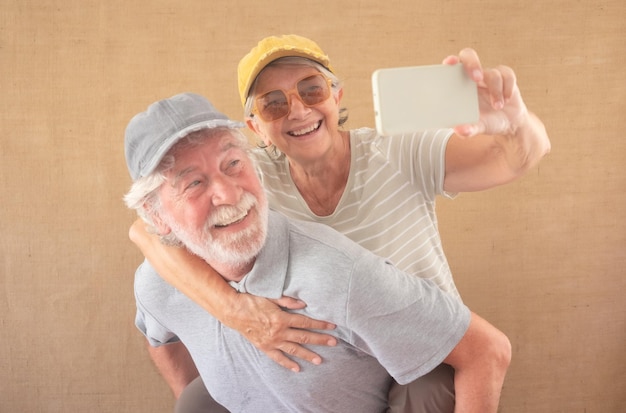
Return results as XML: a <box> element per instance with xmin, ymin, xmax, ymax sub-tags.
<box><xmin>263</xmin><ymin>332</ymin><xmax>337</xmax><ymax>373</ymax></box>
<box><xmin>442</xmin><ymin>50</ymin><xmax>482</xmax><ymax>83</ymax></box>
<box><xmin>498</xmin><ymin>65</ymin><xmax>516</xmax><ymax>100</ymax></box>
<box><xmin>483</xmin><ymin>68</ymin><xmax>505</xmax><ymax>109</ymax></box>
<box><xmin>272</xmin><ymin>295</ymin><xmax>307</xmax><ymax>310</ymax></box>
<box><xmin>265</xmin><ymin>341</ymin><xmax>331</xmax><ymax>372</ymax></box>
<box><xmin>280</xmin><ymin>342</ymin><xmax>323</xmax><ymax>365</ymax></box>
<box><xmin>446</xmin><ymin>49</ymin><xmax>527</xmax><ymax>137</ymax></box>
<box><xmin>238</xmin><ymin>295</ymin><xmax>338</xmax><ymax>371</ymax></box>
<box><xmin>482</xmin><ymin>65</ymin><xmax>517</xmax><ymax>110</ymax></box>
<box><xmin>458</xmin><ymin>48</ymin><xmax>483</xmax><ymax>83</ymax></box>
<box><xmin>262</xmin><ymin>317</ymin><xmax>337</xmax><ymax>371</ymax></box>
<box><xmin>262</xmin><ymin>311</ymin><xmax>337</xmax><ymax>346</ymax></box>
<box><xmin>271</xmin><ymin>296</ymin><xmax>336</xmax><ymax>330</ymax></box>
<box><xmin>284</xmin><ymin>326</ymin><xmax>338</xmax><ymax>347</ymax></box>
<box><xmin>455</xmin><ymin>48</ymin><xmax>516</xmax><ymax>91</ymax></box>
<box><xmin>283</xmin><ymin>312</ymin><xmax>336</xmax><ymax>331</ymax></box>
<box><xmin>265</xmin><ymin>349</ymin><xmax>302</xmax><ymax>372</ymax></box>
<box><xmin>442</xmin><ymin>55</ymin><xmax>460</xmax><ymax>65</ymax></box>
<box><xmin>260</xmin><ymin>312</ymin><xmax>338</xmax><ymax>346</ymax></box>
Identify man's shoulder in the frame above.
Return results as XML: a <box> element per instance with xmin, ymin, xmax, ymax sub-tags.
<box><xmin>134</xmin><ymin>259</ymin><xmax>177</xmax><ymax>302</ymax></box>
<box><xmin>278</xmin><ymin>212</ymin><xmax>373</xmax><ymax>261</ymax></box>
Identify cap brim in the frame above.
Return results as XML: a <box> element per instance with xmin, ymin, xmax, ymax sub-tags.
<box><xmin>141</xmin><ymin>119</ymin><xmax>245</xmax><ymax>178</ymax></box>
<box><xmin>240</xmin><ymin>48</ymin><xmax>333</xmax><ymax>106</ymax></box>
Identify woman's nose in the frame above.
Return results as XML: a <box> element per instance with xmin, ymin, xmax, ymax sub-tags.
<box><xmin>287</xmin><ymin>93</ymin><xmax>310</xmax><ymax>120</ymax></box>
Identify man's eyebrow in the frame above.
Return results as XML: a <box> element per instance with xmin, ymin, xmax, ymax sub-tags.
<box><xmin>171</xmin><ymin>166</ymin><xmax>197</xmax><ymax>187</ymax></box>
<box><xmin>220</xmin><ymin>140</ymin><xmax>239</xmax><ymax>152</ymax></box>
<box><xmin>168</xmin><ymin>138</ymin><xmax>241</xmax><ymax>186</ymax></box>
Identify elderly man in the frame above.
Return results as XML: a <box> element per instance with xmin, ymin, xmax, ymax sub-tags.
<box><xmin>123</xmin><ymin>93</ymin><xmax>511</xmax><ymax>413</ymax></box>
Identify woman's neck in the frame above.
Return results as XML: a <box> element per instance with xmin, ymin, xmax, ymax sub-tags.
<box><xmin>288</xmin><ymin>130</ymin><xmax>351</xmax><ymax>216</ymax></box>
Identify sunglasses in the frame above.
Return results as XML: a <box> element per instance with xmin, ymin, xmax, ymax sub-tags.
<box><xmin>252</xmin><ymin>74</ymin><xmax>333</xmax><ymax>122</ymax></box>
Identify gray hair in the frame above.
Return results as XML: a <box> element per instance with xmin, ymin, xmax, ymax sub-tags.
<box><xmin>123</xmin><ymin>127</ymin><xmax>252</xmax><ymax>245</ymax></box>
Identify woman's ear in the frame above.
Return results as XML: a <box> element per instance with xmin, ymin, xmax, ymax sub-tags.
<box><xmin>335</xmin><ymin>87</ymin><xmax>344</xmax><ymax>104</ymax></box>
<box><xmin>246</xmin><ymin>117</ymin><xmax>272</xmax><ymax>147</ymax></box>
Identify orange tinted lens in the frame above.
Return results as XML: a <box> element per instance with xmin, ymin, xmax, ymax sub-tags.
<box><xmin>297</xmin><ymin>75</ymin><xmax>330</xmax><ymax>106</ymax></box>
<box><xmin>256</xmin><ymin>90</ymin><xmax>289</xmax><ymax>121</ymax></box>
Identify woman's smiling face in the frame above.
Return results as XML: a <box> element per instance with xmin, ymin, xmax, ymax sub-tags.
<box><xmin>246</xmin><ymin>63</ymin><xmax>343</xmax><ymax>162</ymax></box>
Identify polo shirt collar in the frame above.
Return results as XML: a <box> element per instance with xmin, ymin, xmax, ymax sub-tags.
<box><xmin>228</xmin><ymin>210</ymin><xmax>288</xmax><ymax>299</ymax></box>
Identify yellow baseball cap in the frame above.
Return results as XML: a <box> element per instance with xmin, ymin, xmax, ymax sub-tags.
<box><xmin>237</xmin><ymin>34</ymin><xmax>334</xmax><ymax>107</ymax></box>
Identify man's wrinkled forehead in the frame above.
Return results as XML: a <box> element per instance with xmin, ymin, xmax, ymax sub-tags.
<box><xmin>165</xmin><ymin>131</ymin><xmax>243</xmax><ymax>179</ymax></box>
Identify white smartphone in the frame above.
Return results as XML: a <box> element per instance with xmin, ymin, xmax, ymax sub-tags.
<box><xmin>371</xmin><ymin>63</ymin><xmax>479</xmax><ymax>135</ymax></box>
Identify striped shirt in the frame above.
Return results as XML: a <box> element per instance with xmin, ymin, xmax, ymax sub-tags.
<box><xmin>255</xmin><ymin>127</ymin><xmax>460</xmax><ymax>299</ymax></box>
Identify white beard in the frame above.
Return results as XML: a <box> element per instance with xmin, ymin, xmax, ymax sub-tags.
<box><xmin>165</xmin><ymin>191</ymin><xmax>268</xmax><ymax>271</ymax></box>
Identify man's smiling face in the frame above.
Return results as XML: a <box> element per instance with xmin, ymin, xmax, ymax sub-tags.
<box><xmin>156</xmin><ymin>129</ymin><xmax>268</xmax><ymax>276</ymax></box>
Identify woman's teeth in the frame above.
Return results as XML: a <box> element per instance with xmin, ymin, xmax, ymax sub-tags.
<box><xmin>290</xmin><ymin>121</ymin><xmax>321</xmax><ymax>136</ymax></box>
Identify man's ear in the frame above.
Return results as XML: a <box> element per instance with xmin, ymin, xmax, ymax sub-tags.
<box><xmin>246</xmin><ymin>117</ymin><xmax>272</xmax><ymax>148</ymax></box>
<box><xmin>143</xmin><ymin>206</ymin><xmax>172</xmax><ymax>236</ymax></box>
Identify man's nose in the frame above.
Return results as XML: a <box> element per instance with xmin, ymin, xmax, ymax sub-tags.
<box><xmin>210</xmin><ymin>175</ymin><xmax>242</xmax><ymax>206</ymax></box>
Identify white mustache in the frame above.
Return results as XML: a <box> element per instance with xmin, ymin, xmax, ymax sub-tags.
<box><xmin>207</xmin><ymin>192</ymin><xmax>257</xmax><ymax>228</ymax></box>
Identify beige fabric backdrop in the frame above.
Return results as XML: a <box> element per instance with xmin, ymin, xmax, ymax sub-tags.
<box><xmin>1</xmin><ymin>0</ymin><xmax>624</xmax><ymax>412</ymax></box>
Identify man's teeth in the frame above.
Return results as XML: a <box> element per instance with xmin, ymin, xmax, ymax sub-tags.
<box><xmin>215</xmin><ymin>212</ymin><xmax>247</xmax><ymax>228</ymax></box>
<box><xmin>291</xmin><ymin>121</ymin><xmax>320</xmax><ymax>136</ymax></box>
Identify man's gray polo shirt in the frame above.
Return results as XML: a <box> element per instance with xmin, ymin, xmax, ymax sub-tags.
<box><xmin>135</xmin><ymin>210</ymin><xmax>470</xmax><ymax>412</ymax></box>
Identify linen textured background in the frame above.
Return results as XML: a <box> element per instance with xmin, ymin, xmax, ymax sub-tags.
<box><xmin>1</xmin><ymin>1</ymin><xmax>624</xmax><ymax>411</ymax></box>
